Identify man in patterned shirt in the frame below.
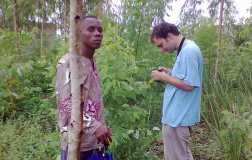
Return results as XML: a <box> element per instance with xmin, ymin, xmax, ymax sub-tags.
<box><xmin>56</xmin><ymin>15</ymin><xmax>113</xmax><ymax>160</ymax></box>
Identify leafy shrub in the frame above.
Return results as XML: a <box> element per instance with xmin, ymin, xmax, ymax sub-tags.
<box><xmin>95</xmin><ymin>26</ymin><xmax>162</xmax><ymax>159</ymax></box>
<box><xmin>0</xmin><ymin>99</ymin><xmax>59</xmax><ymax>160</ymax></box>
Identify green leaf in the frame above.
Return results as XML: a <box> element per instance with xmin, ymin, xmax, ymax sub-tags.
<box><xmin>114</xmin><ymin>137</ymin><xmax>118</xmax><ymax>147</ymax></box>
<box><xmin>122</xmin><ymin>82</ymin><xmax>133</xmax><ymax>91</ymax></box>
<box><xmin>25</xmin><ymin>63</ymin><xmax>33</xmax><ymax>70</ymax></box>
<box><xmin>220</xmin><ymin>114</ymin><xmax>230</xmax><ymax>124</ymax></box>
<box><xmin>51</xmin><ymin>91</ymin><xmax>56</xmax><ymax>98</ymax></box>
<box><xmin>108</xmin><ymin>66</ymin><xmax>116</xmax><ymax>75</ymax></box>
<box><xmin>122</xmin><ymin>133</ymin><xmax>130</xmax><ymax>140</ymax></box>
<box><xmin>124</xmin><ymin>114</ymin><xmax>134</xmax><ymax>122</ymax></box>
<box><xmin>99</xmin><ymin>66</ymin><xmax>108</xmax><ymax>81</ymax></box>
<box><xmin>220</xmin><ymin>110</ymin><xmax>229</xmax><ymax>114</ymax></box>
<box><xmin>11</xmin><ymin>92</ymin><xmax>19</xmax><ymax>98</ymax></box>
<box><xmin>148</xmin><ymin>79</ymin><xmax>153</xmax><ymax>84</ymax></box>
<box><xmin>118</xmin><ymin>72</ymin><xmax>127</xmax><ymax>80</ymax></box>
<box><xmin>133</xmin><ymin>88</ymin><xmax>140</xmax><ymax>94</ymax></box>
<box><xmin>30</xmin><ymin>87</ymin><xmax>42</xmax><ymax>92</ymax></box>
<box><xmin>8</xmin><ymin>78</ymin><xmax>18</xmax><ymax>85</ymax></box>
<box><xmin>219</xmin><ymin>129</ymin><xmax>229</xmax><ymax>137</ymax></box>
<box><xmin>133</xmin><ymin>112</ymin><xmax>140</xmax><ymax>120</ymax></box>
<box><xmin>0</xmin><ymin>98</ymin><xmax>9</xmax><ymax>108</ymax></box>
<box><xmin>108</xmin><ymin>54</ymin><xmax>117</xmax><ymax>65</ymax></box>
<box><xmin>152</xmin><ymin>126</ymin><xmax>160</xmax><ymax>131</ymax></box>
<box><xmin>227</xmin><ymin>119</ymin><xmax>237</xmax><ymax>129</ymax></box>
<box><xmin>110</xmin><ymin>137</ymin><xmax>118</xmax><ymax>148</ymax></box>
<box><xmin>125</xmin><ymin>91</ymin><xmax>136</xmax><ymax>100</ymax></box>
<box><xmin>2</xmin><ymin>90</ymin><xmax>11</xmax><ymax>97</ymax></box>
<box><xmin>49</xmin><ymin>108</ymin><xmax>57</xmax><ymax>115</ymax></box>
<box><xmin>46</xmin><ymin>66</ymin><xmax>56</xmax><ymax>77</ymax></box>
<box><xmin>115</xmin><ymin>95</ymin><xmax>127</xmax><ymax>104</ymax></box>
<box><xmin>56</xmin><ymin>154</ymin><xmax>61</xmax><ymax>160</ymax></box>
<box><xmin>135</xmin><ymin>130</ymin><xmax>139</xmax><ymax>139</ymax></box>
<box><xmin>127</xmin><ymin>130</ymin><xmax>134</xmax><ymax>134</ymax></box>
<box><xmin>138</xmin><ymin>87</ymin><xmax>146</xmax><ymax>96</ymax></box>
<box><xmin>242</xmin><ymin>112</ymin><xmax>249</xmax><ymax>117</ymax></box>
<box><xmin>248</xmin><ymin>131</ymin><xmax>252</xmax><ymax>139</ymax></box>
<box><xmin>147</xmin><ymin>130</ymin><xmax>152</xmax><ymax>136</ymax></box>
<box><xmin>105</xmin><ymin>81</ymin><xmax>113</xmax><ymax>91</ymax></box>
<box><xmin>51</xmin><ymin>76</ymin><xmax>57</xmax><ymax>86</ymax></box>
<box><xmin>140</xmin><ymin>130</ymin><xmax>145</xmax><ymax>138</ymax></box>
<box><xmin>17</xmin><ymin>67</ymin><xmax>22</xmax><ymax>76</ymax></box>
<box><xmin>122</xmin><ymin>104</ymin><xmax>129</xmax><ymax>107</ymax></box>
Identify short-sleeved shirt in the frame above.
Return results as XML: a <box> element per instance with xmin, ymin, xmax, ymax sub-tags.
<box><xmin>161</xmin><ymin>40</ymin><xmax>203</xmax><ymax>127</ymax></box>
<box><xmin>55</xmin><ymin>53</ymin><xmax>105</xmax><ymax>151</ymax></box>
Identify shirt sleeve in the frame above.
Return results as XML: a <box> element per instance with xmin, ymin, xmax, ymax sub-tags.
<box><xmin>180</xmin><ymin>53</ymin><xmax>201</xmax><ymax>88</ymax></box>
<box><xmin>82</xmin><ymin>77</ymin><xmax>102</xmax><ymax>136</ymax></box>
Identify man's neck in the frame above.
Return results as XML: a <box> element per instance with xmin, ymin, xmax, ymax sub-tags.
<box><xmin>82</xmin><ymin>44</ymin><xmax>95</xmax><ymax>59</ymax></box>
<box><xmin>176</xmin><ymin>35</ymin><xmax>187</xmax><ymax>51</ymax></box>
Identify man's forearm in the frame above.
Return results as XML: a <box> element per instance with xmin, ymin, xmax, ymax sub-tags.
<box><xmin>162</xmin><ymin>74</ymin><xmax>194</xmax><ymax>91</ymax></box>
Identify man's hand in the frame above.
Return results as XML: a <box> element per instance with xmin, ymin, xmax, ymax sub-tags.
<box><xmin>159</xmin><ymin>66</ymin><xmax>171</xmax><ymax>75</ymax></box>
<box><xmin>95</xmin><ymin>125</ymin><xmax>113</xmax><ymax>146</ymax></box>
<box><xmin>151</xmin><ymin>69</ymin><xmax>168</xmax><ymax>82</ymax></box>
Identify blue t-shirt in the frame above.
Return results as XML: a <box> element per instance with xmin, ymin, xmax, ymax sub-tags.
<box><xmin>161</xmin><ymin>40</ymin><xmax>203</xmax><ymax>127</ymax></box>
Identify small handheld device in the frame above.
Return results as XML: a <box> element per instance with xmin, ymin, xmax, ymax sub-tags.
<box><xmin>154</xmin><ymin>69</ymin><xmax>162</xmax><ymax>72</ymax></box>
<box><xmin>154</xmin><ymin>69</ymin><xmax>163</xmax><ymax>83</ymax></box>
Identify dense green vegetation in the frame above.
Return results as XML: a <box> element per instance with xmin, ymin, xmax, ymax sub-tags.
<box><xmin>1</xmin><ymin>0</ymin><xmax>252</xmax><ymax>159</ymax></box>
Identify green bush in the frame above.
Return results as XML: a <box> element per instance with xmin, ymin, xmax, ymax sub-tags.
<box><xmin>0</xmin><ymin>99</ymin><xmax>59</xmax><ymax>160</ymax></box>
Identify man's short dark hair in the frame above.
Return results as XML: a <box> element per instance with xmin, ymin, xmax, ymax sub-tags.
<box><xmin>150</xmin><ymin>22</ymin><xmax>181</xmax><ymax>43</ymax></box>
<box><xmin>82</xmin><ymin>15</ymin><xmax>98</xmax><ymax>22</ymax></box>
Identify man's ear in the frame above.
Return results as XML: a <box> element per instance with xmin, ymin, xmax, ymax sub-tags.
<box><xmin>166</xmin><ymin>33</ymin><xmax>171</xmax><ymax>40</ymax></box>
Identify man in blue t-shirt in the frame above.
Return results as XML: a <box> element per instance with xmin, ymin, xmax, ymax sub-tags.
<box><xmin>150</xmin><ymin>22</ymin><xmax>203</xmax><ymax>160</ymax></box>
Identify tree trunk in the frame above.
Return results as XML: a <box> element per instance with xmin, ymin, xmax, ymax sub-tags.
<box><xmin>58</xmin><ymin>1</ymin><xmax>62</xmax><ymax>35</ymax></box>
<box><xmin>67</xmin><ymin>0</ymin><xmax>83</xmax><ymax>159</ymax></box>
<box><xmin>64</xmin><ymin>0</ymin><xmax>67</xmax><ymax>43</ymax></box>
<box><xmin>41</xmin><ymin>0</ymin><xmax>46</xmax><ymax>60</ymax></box>
<box><xmin>1</xmin><ymin>0</ymin><xmax>6</xmax><ymax>29</ymax></box>
<box><xmin>214</xmin><ymin>0</ymin><xmax>224</xmax><ymax>102</ymax></box>
<box><xmin>135</xmin><ymin>22</ymin><xmax>141</xmax><ymax>57</ymax></box>
<box><xmin>13</xmin><ymin>0</ymin><xmax>20</xmax><ymax>62</ymax></box>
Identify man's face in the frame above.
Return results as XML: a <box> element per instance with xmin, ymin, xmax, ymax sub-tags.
<box><xmin>82</xmin><ymin>18</ymin><xmax>103</xmax><ymax>49</ymax></box>
<box><xmin>153</xmin><ymin>34</ymin><xmax>175</xmax><ymax>53</ymax></box>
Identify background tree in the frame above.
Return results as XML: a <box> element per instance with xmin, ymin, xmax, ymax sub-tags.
<box><xmin>213</xmin><ymin>0</ymin><xmax>224</xmax><ymax>103</ymax></box>
<box><xmin>13</xmin><ymin>0</ymin><xmax>20</xmax><ymax>62</ymax></box>
<box><xmin>0</xmin><ymin>0</ymin><xmax>6</xmax><ymax>29</ymax></box>
<box><xmin>207</xmin><ymin>0</ymin><xmax>237</xmax><ymax>19</ymax></box>
<box><xmin>40</xmin><ymin>0</ymin><xmax>46</xmax><ymax>60</ymax></box>
<box><xmin>64</xmin><ymin>0</ymin><xmax>68</xmax><ymax>43</ymax></box>
<box><xmin>116</xmin><ymin>0</ymin><xmax>173</xmax><ymax>57</ymax></box>
<box><xmin>179</xmin><ymin>0</ymin><xmax>205</xmax><ymax>27</ymax></box>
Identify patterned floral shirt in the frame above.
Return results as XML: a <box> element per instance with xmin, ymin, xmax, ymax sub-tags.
<box><xmin>55</xmin><ymin>53</ymin><xmax>105</xmax><ymax>151</ymax></box>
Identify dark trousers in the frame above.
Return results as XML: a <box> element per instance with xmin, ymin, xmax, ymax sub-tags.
<box><xmin>61</xmin><ymin>147</ymin><xmax>106</xmax><ymax>160</ymax></box>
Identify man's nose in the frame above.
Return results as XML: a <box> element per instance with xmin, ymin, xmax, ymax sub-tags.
<box><xmin>159</xmin><ymin>48</ymin><xmax>164</xmax><ymax>52</ymax></box>
<box><xmin>95</xmin><ymin>30</ymin><xmax>101</xmax><ymax>36</ymax></box>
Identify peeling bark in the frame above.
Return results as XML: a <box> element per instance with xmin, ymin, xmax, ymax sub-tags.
<box><xmin>67</xmin><ymin>0</ymin><xmax>83</xmax><ymax>159</ymax></box>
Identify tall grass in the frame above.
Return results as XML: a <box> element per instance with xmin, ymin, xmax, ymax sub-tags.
<box><xmin>201</xmin><ymin>42</ymin><xmax>252</xmax><ymax>159</ymax></box>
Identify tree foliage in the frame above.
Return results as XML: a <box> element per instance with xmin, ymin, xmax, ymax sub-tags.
<box><xmin>179</xmin><ymin>0</ymin><xmax>205</xmax><ymax>27</ymax></box>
